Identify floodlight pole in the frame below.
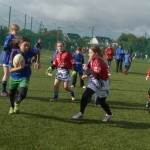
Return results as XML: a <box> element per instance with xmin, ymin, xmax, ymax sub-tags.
<box><xmin>57</xmin><ymin>26</ymin><xmax>61</xmax><ymax>42</ymax></box>
<box><xmin>8</xmin><ymin>6</ymin><xmax>11</xmax><ymax>28</ymax></box>
<box><xmin>92</xmin><ymin>26</ymin><xmax>94</xmax><ymax>38</ymax></box>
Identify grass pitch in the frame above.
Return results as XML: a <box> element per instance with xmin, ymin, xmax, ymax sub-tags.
<box><xmin>0</xmin><ymin>50</ymin><xmax>150</xmax><ymax>150</ymax></box>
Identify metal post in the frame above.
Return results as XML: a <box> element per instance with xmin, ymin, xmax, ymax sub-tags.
<box><xmin>24</xmin><ymin>14</ymin><xmax>26</xmax><ymax>36</ymax></box>
<box><xmin>57</xmin><ymin>26</ymin><xmax>60</xmax><ymax>42</ymax></box>
<box><xmin>39</xmin><ymin>21</ymin><xmax>42</xmax><ymax>36</ymax></box>
<box><xmin>92</xmin><ymin>26</ymin><xmax>94</xmax><ymax>38</ymax></box>
<box><xmin>8</xmin><ymin>6</ymin><xmax>11</xmax><ymax>28</ymax></box>
<box><xmin>30</xmin><ymin>17</ymin><xmax>33</xmax><ymax>31</ymax></box>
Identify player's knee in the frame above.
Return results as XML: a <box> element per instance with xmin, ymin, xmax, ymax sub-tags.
<box><xmin>99</xmin><ymin>97</ymin><xmax>106</xmax><ymax>105</ymax></box>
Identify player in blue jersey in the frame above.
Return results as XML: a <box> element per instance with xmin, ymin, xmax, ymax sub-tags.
<box><xmin>0</xmin><ymin>24</ymin><xmax>20</xmax><ymax>96</ymax></box>
<box><xmin>8</xmin><ymin>36</ymin><xmax>41</xmax><ymax>114</ymax></box>
<box><xmin>124</xmin><ymin>50</ymin><xmax>131</xmax><ymax>75</ymax></box>
<box><xmin>71</xmin><ymin>47</ymin><xmax>85</xmax><ymax>88</ymax></box>
<box><xmin>35</xmin><ymin>38</ymin><xmax>42</xmax><ymax>50</ymax></box>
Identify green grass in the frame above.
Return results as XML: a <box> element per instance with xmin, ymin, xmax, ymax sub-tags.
<box><xmin>0</xmin><ymin>50</ymin><xmax>150</xmax><ymax>150</ymax></box>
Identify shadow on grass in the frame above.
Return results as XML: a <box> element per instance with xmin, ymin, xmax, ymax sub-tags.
<box><xmin>109</xmin><ymin>100</ymin><xmax>144</xmax><ymax>108</ymax></box>
<box><xmin>129</xmin><ymin>72</ymin><xmax>146</xmax><ymax>75</ymax></box>
<box><xmin>109</xmin><ymin>120</ymin><xmax>150</xmax><ymax>129</ymax></box>
<box><xmin>26</xmin><ymin>96</ymin><xmax>146</xmax><ymax>111</ymax></box>
<box><xmin>108</xmin><ymin>100</ymin><xmax>146</xmax><ymax>111</ymax></box>
<box><xmin>20</xmin><ymin>112</ymin><xmax>150</xmax><ymax>129</ymax></box>
<box><xmin>27</xmin><ymin>96</ymin><xmax>81</xmax><ymax>104</ymax></box>
<box><xmin>21</xmin><ymin>112</ymin><xmax>101</xmax><ymax>124</ymax></box>
<box><xmin>111</xmin><ymin>88</ymin><xmax>145</xmax><ymax>93</ymax></box>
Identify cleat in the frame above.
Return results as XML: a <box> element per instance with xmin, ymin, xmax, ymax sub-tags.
<box><xmin>72</xmin><ymin>97</ymin><xmax>76</xmax><ymax>101</ymax></box>
<box><xmin>1</xmin><ymin>91</ymin><xmax>9</xmax><ymax>97</ymax></box>
<box><xmin>9</xmin><ymin>107</ymin><xmax>14</xmax><ymax>114</ymax></box>
<box><xmin>49</xmin><ymin>98</ymin><xmax>58</xmax><ymax>102</ymax></box>
<box><xmin>14</xmin><ymin>103</ymin><xmax>20</xmax><ymax>114</ymax></box>
<box><xmin>70</xmin><ymin>91</ymin><xmax>76</xmax><ymax>101</ymax></box>
<box><xmin>146</xmin><ymin>101</ymin><xmax>150</xmax><ymax>108</ymax></box>
<box><xmin>72</xmin><ymin>112</ymin><xmax>83</xmax><ymax>119</ymax></box>
<box><xmin>102</xmin><ymin>114</ymin><xmax>113</xmax><ymax>122</ymax></box>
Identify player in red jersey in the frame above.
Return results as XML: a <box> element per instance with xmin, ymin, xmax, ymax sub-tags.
<box><xmin>105</xmin><ymin>44</ymin><xmax>114</xmax><ymax>75</ymax></box>
<box><xmin>72</xmin><ymin>45</ymin><xmax>113</xmax><ymax>122</ymax></box>
<box><xmin>145</xmin><ymin>69</ymin><xmax>150</xmax><ymax>109</ymax></box>
<box><xmin>50</xmin><ymin>41</ymin><xmax>76</xmax><ymax>102</ymax></box>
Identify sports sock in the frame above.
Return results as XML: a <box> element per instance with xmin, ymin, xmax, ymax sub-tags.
<box><xmin>54</xmin><ymin>92</ymin><xmax>58</xmax><ymax>99</ymax></box>
<box><xmin>2</xmin><ymin>81</ymin><xmax>7</xmax><ymax>92</ymax></box>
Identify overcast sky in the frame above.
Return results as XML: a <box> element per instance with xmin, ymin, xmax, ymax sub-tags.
<box><xmin>0</xmin><ymin>0</ymin><xmax>150</xmax><ymax>38</ymax></box>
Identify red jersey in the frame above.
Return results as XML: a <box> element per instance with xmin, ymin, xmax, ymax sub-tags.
<box><xmin>53</xmin><ymin>50</ymin><xmax>75</xmax><ymax>69</ymax></box>
<box><xmin>147</xmin><ymin>69</ymin><xmax>150</xmax><ymax>77</ymax></box>
<box><xmin>90</xmin><ymin>57</ymin><xmax>108</xmax><ymax>80</ymax></box>
<box><xmin>105</xmin><ymin>47</ymin><xmax>114</xmax><ymax>60</ymax></box>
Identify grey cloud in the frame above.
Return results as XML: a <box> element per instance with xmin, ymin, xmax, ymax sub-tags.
<box><xmin>1</xmin><ymin>0</ymin><xmax>150</xmax><ymax>38</ymax></box>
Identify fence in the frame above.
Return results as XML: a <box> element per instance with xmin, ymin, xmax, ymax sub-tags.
<box><xmin>0</xmin><ymin>3</ymin><xmax>149</xmax><ymax>52</ymax></box>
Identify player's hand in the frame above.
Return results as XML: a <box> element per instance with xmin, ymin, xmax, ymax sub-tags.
<box><xmin>146</xmin><ymin>76</ymin><xmax>149</xmax><ymax>80</ymax></box>
<box><xmin>18</xmin><ymin>59</ymin><xmax>25</xmax><ymax>70</ymax></box>
<box><xmin>81</xmin><ymin>75</ymin><xmax>88</xmax><ymax>80</ymax></box>
<box><xmin>83</xmin><ymin>64</ymin><xmax>88</xmax><ymax>71</ymax></box>
<box><xmin>34</xmin><ymin>62</ymin><xmax>41</xmax><ymax>69</ymax></box>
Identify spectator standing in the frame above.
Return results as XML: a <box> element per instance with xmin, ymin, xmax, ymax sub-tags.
<box><xmin>116</xmin><ymin>44</ymin><xmax>125</xmax><ymax>73</ymax></box>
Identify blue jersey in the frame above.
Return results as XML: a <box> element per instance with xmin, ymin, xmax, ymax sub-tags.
<box><xmin>124</xmin><ymin>54</ymin><xmax>131</xmax><ymax>66</ymax></box>
<box><xmin>0</xmin><ymin>34</ymin><xmax>14</xmax><ymax>65</ymax></box>
<box><xmin>116</xmin><ymin>48</ymin><xmax>125</xmax><ymax>60</ymax></box>
<box><xmin>9</xmin><ymin>48</ymin><xmax>39</xmax><ymax>79</ymax></box>
<box><xmin>74</xmin><ymin>53</ymin><xmax>84</xmax><ymax>73</ymax></box>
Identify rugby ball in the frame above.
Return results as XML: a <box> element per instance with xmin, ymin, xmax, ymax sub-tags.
<box><xmin>13</xmin><ymin>54</ymin><xmax>24</xmax><ymax>67</ymax></box>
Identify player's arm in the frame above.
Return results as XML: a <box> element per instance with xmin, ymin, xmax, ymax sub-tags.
<box><xmin>3</xmin><ymin>35</ymin><xmax>12</xmax><ymax>51</ymax></box>
<box><xmin>146</xmin><ymin>69</ymin><xmax>150</xmax><ymax>80</ymax></box>
<box><xmin>9</xmin><ymin>51</ymin><xmax>25</xmax><ymax>73</ymax></box>
<box><xmin>9</xmin><ymin>60</ymin><xmax>25</xmax><ymax>73</ymax></box>
<box><xmin>69</xmin><ymin>53</ymin><xmax>76</xmax><ymax>71</ymax></box>
<box><xmin>34</xmin><ymin>53</ymin><xmax>41</xmax><ymax>69</ymax></box>
<box><xmin>105</xmin><ymin>49</ymin><xmax>109</xmax><ymax>55</ymax></box>
<box><xmin>83</xmin><ymin>64</ymin><xmax>100</xmax><ymax>79</ymax></box>
<box><xmin>30</xmin><ymin>48</ymin><xmax>41</xmax><ymax>69</ymax></box>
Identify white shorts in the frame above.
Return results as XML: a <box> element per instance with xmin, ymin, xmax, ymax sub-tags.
<box><xmin>3</xmin><ymin>64</ymin><xmax>9</xmax><ymax>67</ymax></box>
<box><xmin>88</xmin><ymin>77</ymin><xmax>110</xmax><ymax>98</ymax></box>
<box><xmin>55</xmin><ymin>68</ymin><xmax>71</xmax><ymax>82</ymax></box>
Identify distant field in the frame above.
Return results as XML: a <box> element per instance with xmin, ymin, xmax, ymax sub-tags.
<box><xmin>0</xmin><ymin>50</ymin><xmax>150</xmax><ymax>150</ymax></box>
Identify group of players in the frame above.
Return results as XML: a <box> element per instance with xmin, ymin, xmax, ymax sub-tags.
<box><xmin>1</xmin><ymin>23</ymin><xmax>150</xmax><ymax>121</ymax></box>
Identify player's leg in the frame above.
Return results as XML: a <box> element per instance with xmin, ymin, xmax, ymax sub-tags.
<box><xmin>50</xmin><ymin>79</ymin><xmax>61</xmax><ymax>101</ymax></box>
<box><xmin>79</xmin><ymin>72</ymin><xmax>85</xmax><ymax>88</ymax></box>
<box><xmin>72</xmin><ymin>88</ymin><xmax>95</xmax><ymax>119</ymax></box>
<box><xmin>116</xmin><ymin>60</ymin><xmax>119</xmax><ymax>72</ymax></box>
<box><xmin>8</xmin><ymin>76</ymin><xmax>19</xmax><ymax>114</ymax></box>
<box><xmin>71</xmin><ymin>72</ymin><xmax>77</xmax><ymax>87</ymax></box>
<box><xmin>1</xmin><ymin>65</ymin><xmax>9</xmax><ymax>96</ymax></box>
<box><xmin>63</xmin><ymin>81</ymin><xmax>75</xmax><ymax>101</ymax></box>
<box><xmin>98</xmin><ymin>97</ymin><xmax>113</xmax><ymax>122</ymax></box>
<box><xmin>146</xmin><ymin>88</ymin><xmax>150</xmax><ymax>108</ymax></box>
<box><xmin>14</xmin><ymin>78</ymin><xmax>29</xmax><ymax>113</ymax></box>
<box><xmin>120</xmin><ymin>59</ymin><xmax>123</xmax><ymax>72</ymax></box>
